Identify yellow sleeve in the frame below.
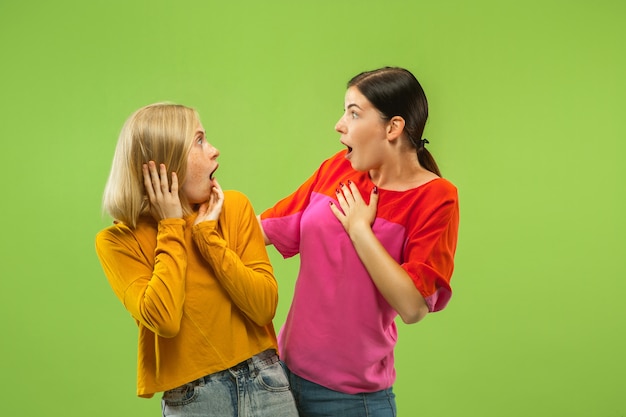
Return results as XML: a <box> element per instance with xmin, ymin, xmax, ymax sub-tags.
<box><xmin>192</xmin><ymin>191</ymin><xmax>278</xmax><ymax>326</ymax></box>
<box><xmin>95</xmin><ymin>219</ymin><xmax>187</xmax><ymax>338</ymax></box>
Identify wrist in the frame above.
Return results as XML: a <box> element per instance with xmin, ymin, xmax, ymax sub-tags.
<box><xmin>348</xmin><ymin>221</ymin><xmax>374</xmax><ymax>244</ymax></box>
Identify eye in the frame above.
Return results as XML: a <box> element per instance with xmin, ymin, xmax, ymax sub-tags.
<box><xmin>196</xmin><ymin>136</ymin><xmax>204</xmax><ymax>145</ymax></box>
<box><xmin>351</xmin><ymin>111</ymin><xmax>359</xmax><ymax>119</ymax></box>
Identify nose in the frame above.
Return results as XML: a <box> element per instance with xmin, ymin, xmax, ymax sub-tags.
<box><xmin>211</xmin><ymin>145</ymin><xmax>220</xmax><ymax>158</ymax></box>
<box><xmin>335</xmin><ymin>116</ymin><xmax>346</xmax><ymax>134</ymax></box>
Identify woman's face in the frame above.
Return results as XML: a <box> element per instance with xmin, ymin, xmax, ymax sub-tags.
<box><xmin>335</xmin><ymin>86</ymin><xmax>388</xmax><ymax>171</ymax></box>
<box><xmin>182</xmin><ymin>122</ymin><xmax>220</xmax><ymax>204</ymax></box>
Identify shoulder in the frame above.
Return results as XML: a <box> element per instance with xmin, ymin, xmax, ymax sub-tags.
<box><xmin>422</xmin><ymin>178</ymin><xmax>458</xmax><ymax>201</ymax></box>
<box><xmin>396</xmin><ymin>178</ymin><xmax>458</xmax><ymax>219</ymax></box>
<box><xmin>95</xmin><ymin>218</ymin><xmax>156</xmax><ymax>248</ymax></box>
<box><xmin>95</xmin><ymin>222</ymin><xmax>136</xmax><ymax>255</ymax></box>
<box><xmin>223</xmin><ymin>189</ymin><xmax>252</xmax><ymax>205</ymax></box>
<box><xmin>418</xmin><ymin>179</ymin><xmax>460</xmax><ymax>223</ymax></box>
<box><xmin>222</xmin><ymin>189</ymin><xmax>256</xmax><ymax>217</ymax></box>
<box><xmin>96</xmin><ymin>222</ymin><xmax>132</xmax><ymax>243</ymax></box>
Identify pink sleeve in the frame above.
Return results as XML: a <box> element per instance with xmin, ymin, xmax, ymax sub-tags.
<box><xmin>261</xmin><ymin>152</ymin><xmax>349</xmax><ymax>258</ymax></box>
<box><xmin>260</xmin><ymin>169</ymin><xmax>319</xmax><ymax>258</ymax></box>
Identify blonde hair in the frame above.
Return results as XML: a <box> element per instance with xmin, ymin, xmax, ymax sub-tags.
<box><xmin>102</xmin><ymin>102</ymin><xmax>200</xmax><ymax>228</ymax></box>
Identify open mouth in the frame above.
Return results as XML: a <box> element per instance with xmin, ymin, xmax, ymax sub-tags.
<box><xmin>209</xmin><ymin>165</ymin><xmax>219</xmax><ymax>180</ymax></box>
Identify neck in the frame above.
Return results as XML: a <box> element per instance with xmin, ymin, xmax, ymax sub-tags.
<box><xmin>369</xmin><ymin>150</ymin><xmax>436</xmax><ymax>191</ymax></box>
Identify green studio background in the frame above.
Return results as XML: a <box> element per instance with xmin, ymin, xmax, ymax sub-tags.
<box><xmin>1</xmin><ymin>1</ymin><xmax>624</xmax><ymax>416</ymax></box>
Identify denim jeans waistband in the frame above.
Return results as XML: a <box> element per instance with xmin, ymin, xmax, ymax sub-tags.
<box><xmin>195</xmin><ymin>349</ymin><xmax>278</xmax><ymax>384</ymax></box>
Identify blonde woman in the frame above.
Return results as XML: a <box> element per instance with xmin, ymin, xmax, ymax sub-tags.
<box><xmin>96</xmin><ymin>103</ymin><xmax>298</xmax><ymax>417</ymax></box>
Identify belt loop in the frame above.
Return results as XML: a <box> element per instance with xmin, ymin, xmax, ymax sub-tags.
<box><xmin>248</xmin><ymin>355</ymin><xmax>257</xmax><ymax>377</ymax></box>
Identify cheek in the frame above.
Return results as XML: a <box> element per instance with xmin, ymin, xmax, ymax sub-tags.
<box><xmin>185</xmin><ymin>154</ymin><xmax>203</xmax><ymax>181</ymax></box>
<box><xmin>181</xmin><ymin>159</ymin><xmax>200</xmax><ymax>196</ymax></box>
<box><xmin>356</xmin><ymin>122</ymin><xmax>386</xmax><ymax>143</ymax></box>
<box><xmin>352</xmin><ymin>126</ymin><xmax>372</xmax><ymax>145</ymax></box>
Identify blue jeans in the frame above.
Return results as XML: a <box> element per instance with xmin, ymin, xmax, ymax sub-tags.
<box><xmin>161</xmin><ymin>350</ymin><xmax>299</xmax><ymax>417</ymax></box>
<box><xmin>284</xmin><ymin>364</ymin><xmax>397</xmax><ymax>417</ymax></box>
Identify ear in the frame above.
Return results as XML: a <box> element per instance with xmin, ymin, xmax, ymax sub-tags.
<box><xmin>386</xmin><ymin>116</ymin><xmax>405</xmax><ymax>141</ymax></box>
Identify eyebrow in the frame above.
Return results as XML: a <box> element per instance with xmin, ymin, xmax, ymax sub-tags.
<box><xmin>346</xmin><ymin>103</ymin><xmax>362</xmax><ymax>110</ymax></box>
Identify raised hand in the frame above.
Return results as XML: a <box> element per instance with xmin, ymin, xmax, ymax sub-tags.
<box><xmin>329</xmin><ymin>181</ymin><xmax>378</xmax><ymax>235</ymax></box>
<box><xmin>194</xmin><ymin>178</ymin><xmax>225</xmax><ymax>225</ymax></box>
<box><xmin>142</xmin><ymin>161</ymin><xmax>183</xmax><ymax>221</ymax></box>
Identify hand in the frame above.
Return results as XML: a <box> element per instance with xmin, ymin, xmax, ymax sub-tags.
<box><xmin>194</xmin><ymin>178</ymin><xmax>225</xmax><ymax>225</ymax></box>
<box><xmin>143</xmin><ymin>161</ymin><xmax>183</xmax><ymax>221</ymax></box>
<box><xmin>329</xmin><ymin>181</ymin><xmax>378</xmax><ymax>235</ymax></box>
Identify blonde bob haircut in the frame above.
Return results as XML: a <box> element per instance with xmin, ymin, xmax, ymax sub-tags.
<box><xmin>102</xmin><ymin>102</ymin><xmax>200</xmax><ymax>228</ymax></box>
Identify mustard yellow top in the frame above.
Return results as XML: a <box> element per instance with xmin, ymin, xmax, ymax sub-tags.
<box><xmin>95</xmin><ymin>190</ymin><xmax>278</xmax><ymax>398</ymax></box>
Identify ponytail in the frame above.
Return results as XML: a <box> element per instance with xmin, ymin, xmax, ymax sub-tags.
<box><xmin>412</xmin><ymin>138</ymin><xmax>441</xmax><ymax>177</ymax></box>
<box><xmin>417</xmin><ymin>146</ymin><xmax>441</xmax><ymax>177</ymax></box>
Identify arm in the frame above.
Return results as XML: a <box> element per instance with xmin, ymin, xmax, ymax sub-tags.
<box><xmin>95</xmin><ymin>162</ymin><xmax>188</xmax><ymax>337</ymax></box>
<box><xmin>258</xmin><ymin>157</ymin><xmax>330</xmax><ymax>257</ymax></box>
<box><xmin>193</xmin><ymin>191</ymin><xmax>278</xmax><ymax>326</ymax></box>
<box><xmin>257</xmin><ymin>214</ymin><xmax>271</xmax><ymax>246</ymax></box>
<box><xmin>331</xmin><ymin>181</ymin><xmax>429</xmax><ymax>324</ymax></box>
<box><xmin>348</xmin><ymin>227</ymin><xmax>428</xmax><ymax>324</ymax></box>
<box><xmin>95</xmin><ymin>219</ymin><xmax>188</xmax><ymax>337</ymax></box>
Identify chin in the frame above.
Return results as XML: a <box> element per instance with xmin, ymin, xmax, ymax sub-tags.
<box><xmin>348</xmin><ymin>159</ymin><xmax>364</xmax><ymax>171</ymax></box>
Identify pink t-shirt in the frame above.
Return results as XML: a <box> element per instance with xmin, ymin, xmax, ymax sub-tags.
<box><xmin>261</xmin><ymin>150</ymin><xmax>459</xmax><ymax>394</ymax></box>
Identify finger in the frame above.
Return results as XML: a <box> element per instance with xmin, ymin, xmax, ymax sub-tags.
<box><xmin>197</xmin><ymin>201</ymin><xmax>209</xmax><ymax>217</ymax></box>
<box><xmin>335</xmin><ymin>188</ymin><xmax>349</xmax><ymax>212</ymax></box>
<box><xmin>329</xmin><ymin>200</ymin><xmax>345</xmax><ymax>221</ymax></box>
<box><xmin>210</xmin><ymin>179</ymin><xmax>222</xmax><ymax>197</ymax></box>
<box><xmin>213</xmin><ymin>179</ymin><xmax>224</xmax><ymax>200</ymax></box>
<box><xmin>159</xmin><ymin>163</ymin><xmax>170</xmax><ymax>193</ymax></box>
<box><xmin>143</xmin><ymin>163</ymin><xmax>156</xmax><ymax>201</ymax></box>
<box><xmin>340</xmin><ymin>182</ymin><xmax>356</xmax><ymax>204</ymax></box>
<box><xmin>207</xmin><ymin>189</ymin><xmax>217</xmax><ymax>206</ymax></box>
<box><xmin>347</xmin><ymin>181</ymin><xmax>362</xmax><ymax>203</ymax></box>
<box><xmin>148</xmin><ymin>161</ymin><xmax>162</xmax><ymax>196</ymax></box>
<box><xmin>213</xmin><ymin>188</ymin><xmax>224</xmax><ymax>205</ymax></box>
<box><xmin>369</xmin><ymin>186</ymin><xmax>379</xmax><ymax>207</ymax></box>
<box><xmin>170</xmin><ymin>172</ymin><xmax>178</xmax><ymax>195</ymax></box>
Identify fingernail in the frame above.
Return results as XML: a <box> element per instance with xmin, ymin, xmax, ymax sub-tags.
<box><xmin>373</xmin><ymin>186</ymin><xmax>378</xmax><ymax>194</ymax></box>
<box><xmin>348</xmin><ymin>180</ymin><xmax>352</xmax><ymax>185</ymax></box>
<box><xmin>339</xmin><ymin>182</ymin><xmax>344</xmax><ymax>188</ymax></box>
<box><xmin>336</xmin><ymin>189</ymin><xmax>340</xmax><ymax>194</ymax></box>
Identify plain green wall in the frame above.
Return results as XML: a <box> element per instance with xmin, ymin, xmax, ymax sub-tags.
<box><xmin>1</xmin><ymin>1</ymin><xmax>624</xmax><ymax>416</ymax></box>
